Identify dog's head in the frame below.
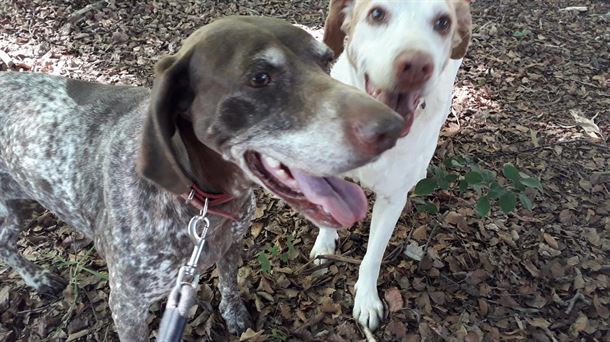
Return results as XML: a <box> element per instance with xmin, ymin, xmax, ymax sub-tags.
<box><xmin>324</xmin><ymin>0</ymin><xmax>472</xmax><ymax>135</ymax></box>
<box><xmin>137</xmin><ymin>16</ymin><xmax>405</xmax><ymax>228</ymax></box>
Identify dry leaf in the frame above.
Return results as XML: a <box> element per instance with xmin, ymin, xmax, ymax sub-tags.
<box><xmin>384</xmin><ymin>287</ymin><xmax>404</xmax><ymax>313</ymax></box>
<box><xmin>570</xmin><ymin>109</ymin><xmax>603</xmax><ymax>140</ymax></box>
<box><xmin>543</xmin><ymin>233</ymin><xmax>559</xmax><ymax>249</ymax></box>
<box><xmin>412</xmin><ymin>225</ymin><xmax>428</xmax><ymax>241</ymax></box>
<box><xmin>404</xmin><ymin>242</ymin><xmax>424</xmax><ymax>261</ymax></box>
<box><xmin>570</xmin><ymin>313</ymin><xmax>589</xmax><ymax>336</ymax></box>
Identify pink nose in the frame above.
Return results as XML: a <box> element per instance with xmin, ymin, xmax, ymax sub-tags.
<box><xmin>395</xmin><ymin>50</ymin><xmax>434</xmax><ymax>90</ymax></box>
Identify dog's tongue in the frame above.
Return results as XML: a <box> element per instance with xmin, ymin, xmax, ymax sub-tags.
<box><xmin>291</xmin><ymin>169</ymin><xmax>367</xmax><ymax>227</ymax></box>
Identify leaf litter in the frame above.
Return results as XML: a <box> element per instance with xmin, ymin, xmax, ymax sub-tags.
<box><xmin>0</xmin><ymin>0</ymin><xmax>609</xmax><ymax>341</ymax></box>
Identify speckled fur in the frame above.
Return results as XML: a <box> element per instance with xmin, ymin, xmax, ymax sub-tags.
<box><xmin>0</xmin><ymin>72</ymin><xmax>255</xmax><ymax>340</ymax></box>
<box><xmin>0</xmin><ymin>16</ymin><xmax>406</xmax><ymax>340</ymax></box>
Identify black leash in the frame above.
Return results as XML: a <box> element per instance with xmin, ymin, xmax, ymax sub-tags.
<box><xmin>158</xmin><ymin>200</ymin><xmax>210</xmax><ymax>341</ymax></box>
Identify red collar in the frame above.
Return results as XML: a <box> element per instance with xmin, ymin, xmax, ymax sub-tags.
<box><xmin>180</xmin><ymin>183</ymin><xmax>238</xmax><ymax>221</ymax></box>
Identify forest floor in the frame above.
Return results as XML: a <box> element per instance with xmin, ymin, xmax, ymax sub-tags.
<box><xmin>0</xmin><ymin>0</ymin><xmax>609</xmax><ymax>341</ymax></box>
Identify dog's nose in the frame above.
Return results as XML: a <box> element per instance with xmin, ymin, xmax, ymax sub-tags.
<box><xmin>395</xmin><ymin>50</ymin><xmax>434</xmax><ymax>89</ymax></box>
<box><xmin>348</xmin><ymin>114</ymin><xmax>403</xmax><ymax>156</ymax></box>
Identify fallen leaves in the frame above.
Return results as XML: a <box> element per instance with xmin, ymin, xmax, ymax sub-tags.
<box><xmin>1</xmin><ymin>0</ymin><xmax>609</xmax><ymax>341</ymax></box>
<box><xmin>384</xmin><ymin>287</ymin><xmax>404</xmax><ymax>313</ymax></box>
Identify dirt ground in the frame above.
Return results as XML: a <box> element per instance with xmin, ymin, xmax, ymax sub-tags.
<box><xmin>0</xmin><ymin>0</ymin><xmax>608</xmax><ymax>341</ymax></box>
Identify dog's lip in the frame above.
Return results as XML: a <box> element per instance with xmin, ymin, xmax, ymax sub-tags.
<box><xmin>365</xmin><ymin>74</ymin><xmax>420</xmax><ymax>137</ymax></box>
<box><xmin>244</xmin><ymin>151</ymin><xmax>368</xmax><ymax>229</ymax></box>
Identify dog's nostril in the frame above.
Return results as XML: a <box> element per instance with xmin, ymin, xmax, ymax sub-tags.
<box><xmin>422</xmin><ymin>64</ymin><xmax>433</xmax><ymax>76</ymax></box>
<box><xmin>403</xmin><ymin>63</ymin><xmax>412</xmax><ymax>72</ymax></box>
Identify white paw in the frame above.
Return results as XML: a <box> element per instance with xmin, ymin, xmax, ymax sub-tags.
<box><xmin>309</xmin><ymin>229</ymin><xmax>339</xmax><ymax>265</ymax></box>
<box><xmin>352</xmin><ymin>285</ymin><xmax>384</xmax><ymax>331</ymax></box>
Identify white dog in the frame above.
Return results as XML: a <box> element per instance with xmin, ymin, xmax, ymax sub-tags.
<box><xmin>311</xmin><ymin>0</ymin><xmax>472</xmax><ymax>330</ymax></box>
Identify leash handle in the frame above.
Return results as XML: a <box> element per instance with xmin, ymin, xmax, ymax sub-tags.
<box><xmin>158</xmin><ymin>284</ymin><xmax>196</xmax><ymax>342</ymax></box>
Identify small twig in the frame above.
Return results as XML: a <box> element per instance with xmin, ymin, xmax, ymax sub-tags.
<box><xmin>292</xmin><ymin>312</ymin><xmax>325</xmax><ymax>334</ymax></box>
<box><xmin>418</xmin><ymin>223</ymin><xmax>439</xmax><ymax>272</ymax></box>
<box><xmin>362</xmin><ymin>326</ymin><xmax>377</xmax><ymax>342</ymax></box>
<box><xmin>317</xmin><ymin>254</ymin><xmax>361</xmax><ymax>265</ymax></box>
<box><xmin>16</xmin><ymin>304</ymin><xmax>52</xmax><ymax>315</ymax></box>
<box><xmin>559</xmin><ymin>6</ymin><xmax>587</xmax><ymax>12</ymax></box>
<box><xmin>564</xmin><ymin>290</ymin><xmax>591</xmax><ymax>314</ymax></box>
<box><xmin>68</xmin><ymin>0</ymin><xmax>107</xmax><ymax>24</ymax></box>
<box><xmin>484</xmin><ymin>139</ymin><xmax>609</xmax><ymax>158</ymax></box>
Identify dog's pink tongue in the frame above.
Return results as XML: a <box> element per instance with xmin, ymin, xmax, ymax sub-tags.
<box><xmin>291</xmin><ymin>170</ymin><xmax>367</xmax><ymax>227</ymax></box>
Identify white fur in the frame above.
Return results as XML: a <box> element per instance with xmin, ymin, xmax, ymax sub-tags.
<box><xmin>258</xmin><ymin>47</ymin><xmax>287</xmax><ymax>66</ymax></box>
<box><xmin>311</xmin><ymin>0</ymin><xmax>466</xmax><ymax>330</ymax></box>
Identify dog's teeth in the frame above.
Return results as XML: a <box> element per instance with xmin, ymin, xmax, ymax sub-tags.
<box><xmin>275</xmin><ymin>169</ymin><xmax>290</xmax><ymax>180</ymax></box>
<box><xmin>284</xmin><ymin>178</ymin><xmax>299</xmax><ymax>189</ymax></box>
<box><xmin>263</xmin><ymin>155</ymin><xmax>280</xmax><ymax>168</ymax></box>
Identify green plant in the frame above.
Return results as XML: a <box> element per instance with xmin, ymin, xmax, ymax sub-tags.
<box><xmin>270</xmin><ymin>329</ymin><xmax>289</xmax><ymax>341</ymax></box>
<box><xmin>413</xmin><ymin>155</ymin><xmax>542</xmax><ymax>217</ymax></box>
<box><xmin>256</xmin><ymin>235</ymin><xmax>299</xmax><ymax>273</ymax></box>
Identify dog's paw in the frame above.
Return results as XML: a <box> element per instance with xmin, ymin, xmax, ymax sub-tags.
<box><xmin>309</xmin><ymin>229</ymin><xmax>339</xmax><ymax>265</ymax></box>
<box><xmin>220</xmin><ymin>299</ymin><xmax>252</xmax><ymax>336</ymax></box>
<box><xmin>31</xmin><ymin>270</ymin><xmax>68</xmax><ymax>298</ymax></box>
<box><xmin>352</xmin><ymin>287</ymin><xmax>384</xmax><ymax>331</ymax></box>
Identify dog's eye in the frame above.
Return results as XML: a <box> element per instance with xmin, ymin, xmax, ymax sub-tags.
<box><xmin>434</xmin><ymin>15</ymin><xmax>451</xmax><ymax>33</ymax></box>
<box><xmin>250</xmin><ymin>73</ymin><xmax>271</xmax><ymax>87</ymax></box>
<box><xmin>368</xmin><ymin>7</ymin><xmax>387</xmax><ymax>24</ymax></box>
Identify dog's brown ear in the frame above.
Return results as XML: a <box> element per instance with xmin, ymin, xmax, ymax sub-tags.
<box><xmin>451</xmin><ymin>0</ymin><xmax>473</xmax><ymax>60</ymax></box>
<box><xmin>323</xmin><ymin>0</ymin><xmax>353</xmax><ymax>58</ymax></box>
<box><xmin>137</xmin><ymin>53</ymin><xmax>195</xmax><ymax>194</ymax></box>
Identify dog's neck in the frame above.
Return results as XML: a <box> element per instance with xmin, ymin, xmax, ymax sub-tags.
<box><xmin>174</xmin><ymin>119</ymin><xmax>250</xmax><ymax>198</ymax></box>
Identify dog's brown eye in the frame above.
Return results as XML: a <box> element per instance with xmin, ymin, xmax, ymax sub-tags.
<box><xmin>368</xmin><ymin>7</ymin><xmax>387</xmax><ymax>24</ymax></box>
<box><xmin>250</xmin><ymin>73</ymin><xmax>271</xmax><ymax>87</ymax></box>
<box><xmin>434</xmin><ymin>15</ymin><xmax>451</xmax><ymax>33</ymax></box>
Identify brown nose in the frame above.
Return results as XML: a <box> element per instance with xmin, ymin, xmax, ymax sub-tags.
<box><xmin>395</xmin><ymin>50</ymin><xmax>434</xmax><ymax>89</ymax></box>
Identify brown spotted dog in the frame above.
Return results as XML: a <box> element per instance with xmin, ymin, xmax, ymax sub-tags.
<box><xmin>0</xmin><ymin>16</ymin><xmax>405</xmax><ymax>341</ymax></box>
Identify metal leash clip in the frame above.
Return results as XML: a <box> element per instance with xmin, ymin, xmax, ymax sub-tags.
<box><xmin>158</xmin><ymin>199</ymin><xmax>210</xmax><ymax>342</ymax></box>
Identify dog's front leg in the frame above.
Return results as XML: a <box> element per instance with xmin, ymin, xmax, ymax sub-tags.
<box><xmin>107</xmin><ymin>262</ymin><xmax>165</xmax><ymax>341</ymax></box>
<box><xmin>353</xmin><ymin>192</ymin><xmax>408</xmax><ymax>331</ymax></box>
<box><xmin>217</xmin><ymin>240</ymin><xmax>251</xmax><ymax>335</ymax></box>
<box><xmin>309</xmin><ymin>226</ymin><xmax>339</xmax><ymax>264</ymax></box>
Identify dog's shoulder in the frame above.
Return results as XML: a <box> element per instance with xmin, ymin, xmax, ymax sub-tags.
<box><xmin>0</xmin><ymin>72</ymin><xmax>149</xmax><ymax>117</ymax></box>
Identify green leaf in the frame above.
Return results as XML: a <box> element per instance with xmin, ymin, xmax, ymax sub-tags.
<box><xmin>285</xmin><ymin>236</ymin><xmax>299</xmax><ymax>260</ymax></box>
<box><xmin>520</xmin><ymin>177</ymin><xmax>542</xmax><ymax>190</ymax></box>
<box><xmin>416</xmin><ymin>201</ymin><xmax>438</xmax><ymax>215</ymax></box>
<box><xmin>476</xmin><ymin>196</ymin><xmax>491</xmax><ymax>217</ymax></box>
<box><xmin>268</xmin><ymin>245</ymin><xmax>280</xmax><ymax>256</ymax></box>
<box><xmin>415</xmin><ymin>178</ymin><xmax>437</xmax><ymax>196</ymax></box>
<box><xmin>513</xmin><ymin>29</ymin><xmax>531</xmax><ymax>37</ymax></box>
<box><xmin>279</xmin><ymin>253</ymin><xmax>289</xmax><ymax>263</ymax></box>
<box><xmin>438</xmin><ymin>177</ymin><xmax>450</xmax><ymax>190</ymax></box>
<box><xmin>499</xmin><ymin>191</ymin><xmax>517</xmax><ymax>214</ymax></box>
<box><xmin>459</xmin><ymin>180</ymin><xmax>468</xmax><ymax>194</ymax></box>
<box><xmin>503</xmin><ymin>163</ymin><xmax>521</xmax><ymax>183</ymax></box>
<box><xmin>465</xmin><ymin>171</ymin><xmax>483</xmax><ymax>185</ymax></box>
<box><xmin>271</xmin><ymin>329</ymin><xmax>289</xmax><ymax>341</ymax></box>
<box><xmin>518</xmin><ymin>193</ymin><xmax>533</xmax><ymax>210</ymax></box>
<box><xmin>257</xmin><ymin>253</ymin><xmax>272</xmax><ymax>273</ymax></box>
<box><xmin>448</xmin><ymin>156</ymin><xmax>466</xmax><ymax>168</ymax></box>
<box><xmin>481</xmin><ymin>170</ymin><xmax>496</xmax><ymax>184</ymax></box>
<box><xmin>445</xmin><ymin>173</ymin><xmax>459</xmax><ymax>183</ymax></box>
<box><xmin>488</xmin><ymin>183</ymin><xmax>506</xmax><ymax>199</ymax></box>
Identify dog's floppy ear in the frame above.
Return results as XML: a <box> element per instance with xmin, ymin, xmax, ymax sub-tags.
<box><xmin>137</xmin><ymin>52</ymin><xmax>195</xmax><ymax>194</ymax></box>
<box><xmin>451</xmin><ymin>0</ymin><xmax>473</xmax><ymax>60</ymax></box>
<box><xmin>323</xmin><ymin>0</ymin><xmax>353</xmax><ymax>58</ymax></box>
